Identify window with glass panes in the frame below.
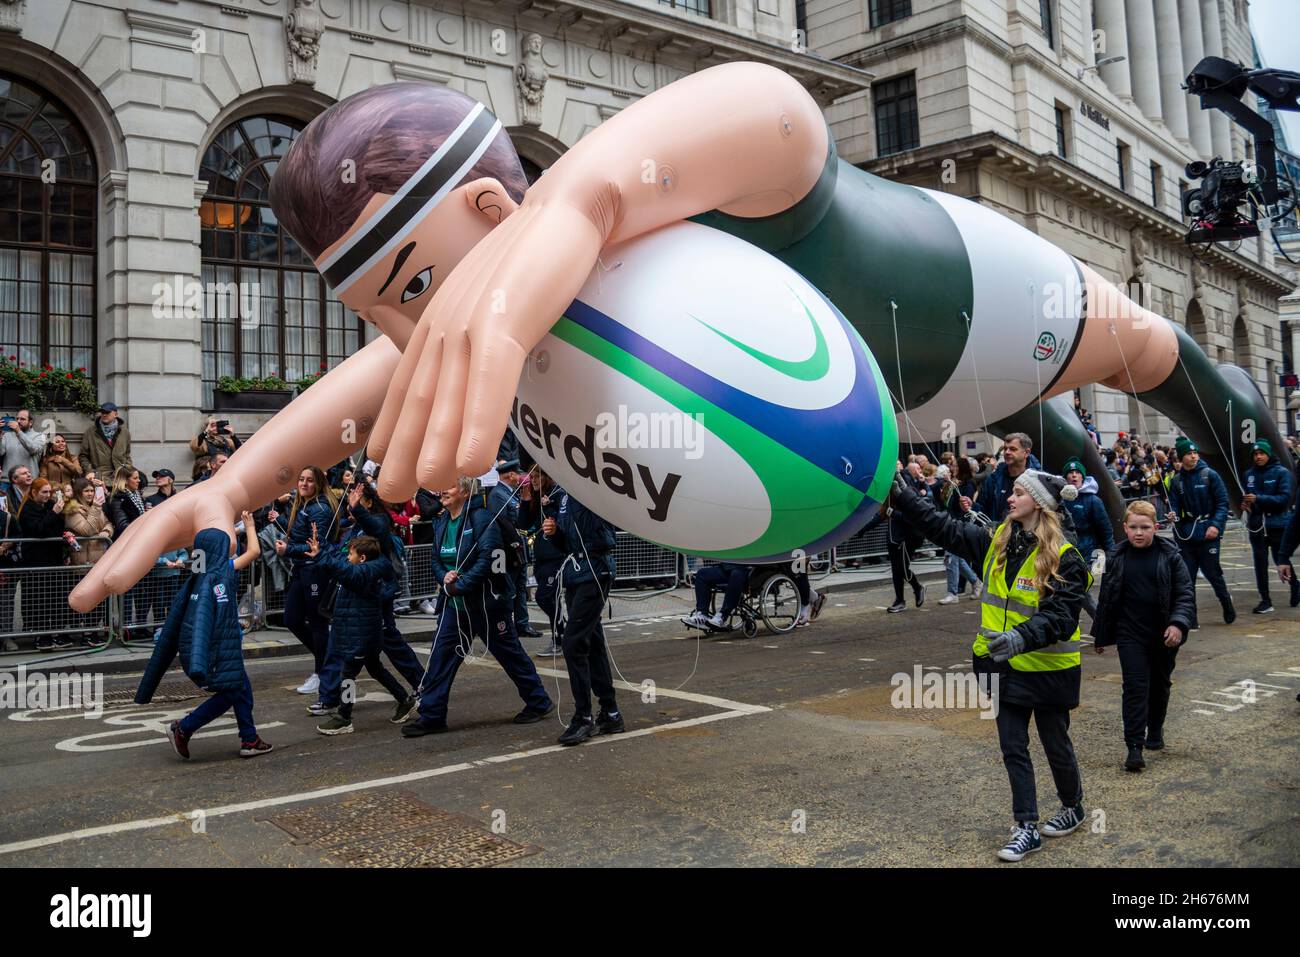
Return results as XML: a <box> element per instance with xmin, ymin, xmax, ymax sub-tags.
<box><xmin>870</xmin><ymin>0</ymin><xmax>911</xmax><ymax>29</ymax></box>
<box><xmin>199</xmin><ymin>115</ymin><xmax>365</xmax><ymax>408</ymax></box>
<box><xmin>657</xmin><ymin>0</ymin><xmax>711</xmax><ymax>15</ymax></box>
<box><xmin>0</xmin><ymin>73</ymin><xmax>96</xmax><ymax>379</ymax></box>
<box><xmin>1039</xmin><ymin>0</ymin><xmax>1055</xmax><ymax>49</ymax></box>
<box><xmin>874</xmin><ymin>74</ymin><xmax>919</xmax><ymax>157</ymax></box>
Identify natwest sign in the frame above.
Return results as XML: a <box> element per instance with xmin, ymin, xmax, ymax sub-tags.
<box><xmin>1079</xmin><ymin>100</ymin><xmax>1111</xmax><ymax>131</ymax></box>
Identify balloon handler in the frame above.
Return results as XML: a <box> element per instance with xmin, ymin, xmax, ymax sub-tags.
<box><xmin>889</xmin><ymin>469</ymin><xmax>1091</xmax><ymax>863</ymax></box>
<box><xmin>135</xmin><ymin>515</ymin><xmax>274</xmax><ymax>760</ymax></box>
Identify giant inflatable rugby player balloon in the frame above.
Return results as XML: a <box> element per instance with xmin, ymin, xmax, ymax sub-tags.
<box><xmin>70</xmin><ymin>62</ymin><xmax>1291</xmax><ymax>610</ymax></box>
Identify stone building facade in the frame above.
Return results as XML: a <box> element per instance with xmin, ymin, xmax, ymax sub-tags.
<box><xmin>807</xmin><ymin>0</ymin><xmax>1293</xmax><ymax>445</ymax></box>
<box><xmin>0</xmin><ymin>0</ymin><xmax>868</xmax><ymax>479</ymax></box>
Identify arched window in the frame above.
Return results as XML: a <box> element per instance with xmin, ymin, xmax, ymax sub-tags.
<box><xmin>199</xmin><ymin>114</ymin><xmax>364</xmax><ymax>407</ymax></box>
<box><xmin>0</xmin><ymin>73</ymin><xmax>97</xmax><ymax>376</ymax></box>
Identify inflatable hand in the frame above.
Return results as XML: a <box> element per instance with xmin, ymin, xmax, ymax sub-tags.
<box><xmin>372</xmin><ymin>197</ymin><xmax>605</xmax><ymax>500</ymax></box>
<box><xmin>69</xmin><ymin>479</ymin><xmax>239</xmax><ymax>612</ymax></box>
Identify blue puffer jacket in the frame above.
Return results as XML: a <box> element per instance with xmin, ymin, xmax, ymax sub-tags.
<box><xmin>1061</xmin><ymin>477</ymin><xmax>1114</xmax><ymax>558</ymax></box>
<box><xmin>1242</xmin><ymin>457</ymin><xmax>1294</xmax><ymax>533</ymax></box>
<box><xmin>548</xmin><ymin>492</ymin><xmax>617</xmax><ymax>587</ymax></box>
<box><xmin>279</xmin><ymin>495</ymin><xmax>339</xmax><ymax>571</ymax></box>
<box><xmin>1167</xmin><ymin>459</ymin><xmax>1229</xmax><ymax>541</ymax></box>
<box><xmin>316</xmin><ymin>549</ymin><xmax>397</xmax><ymax>656</ymax></box>
<box><xmin>136</xmin><ymin>529</ymin><xmax>244</xmax><ymax>701</ymax></box>
<box><xmin>431</xmin><ymin>495</ymin><xmax>510</xmax><ymax>616</ymax></box>
<box><xmin>975</xmin><ymin>453</ymin><xmax>1042</xmax><ymax>523</ymax></box>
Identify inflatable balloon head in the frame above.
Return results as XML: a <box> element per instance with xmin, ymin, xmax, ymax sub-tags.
<box><xmin>269</xmin><ymin>84</ymin><xmax>527</xmax><ymax>337</ymax></box>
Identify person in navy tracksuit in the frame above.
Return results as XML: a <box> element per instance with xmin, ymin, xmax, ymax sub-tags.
<box><xmin>402</xmin><ymin>477</ymin><xmax>552</xmax><ymax>737</ymax></box>
<box><xmin>543</xmin><ymin>490</ymin><xmax>624</xmax><ymax>746</ymax></box>
<box><xmin>138</xmin><ymin>518</ymin><xmax>272</xmax><ymax>760</ymax></box>
<box><xmin>1165</xmin><ymin>437</ymin><xmax>1234</xmax><ymax>626</ymax></box>
<box><xmin>308</xmin><ymin>533</ymin><xmax>411</xmax><ymax>733</ymax></box>
<box><xmin>341</xmin><ymin>481</ymin><xmax>425</xmax><ymax>695</ymax></box>
<box><xmin>273</xmin><ymin>466</ymin><xmax>340</xmax><ymax>693</ymax></box>
<box><xmin>1240</xmin><ymin>439</ymin><xmax>1298</xmax><ymax>612</ymax></box>
<box><xmin>519</xmin><ymin>469</ymin><xmax>567</xmax><ymax>656</ymax></box>
<box><xmin>1061</xmin><ymin>456</ymin><xmax>1114</xmax><ymax>621</ymax></box>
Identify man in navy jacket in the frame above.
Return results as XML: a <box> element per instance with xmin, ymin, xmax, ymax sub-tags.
<box><xmin>1241</xmin><ymin>439</ymin><xmax>1298</xmax><ymax>611</ymax></box>
<box><xmin>542</xmin><ymin>490</ymin><xmax>622</xmax><ymax>746</ymax></box>
<box><xmin>1166</xmin><ymin>437</ymin><xmax>1235</xmax><ymax>625</ymax></box>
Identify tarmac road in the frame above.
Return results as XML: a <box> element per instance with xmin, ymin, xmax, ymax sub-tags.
<box><xmin>2</xmin><ymin>542</ymin><xmax>1297</xmax><ymax>868</ymax></box>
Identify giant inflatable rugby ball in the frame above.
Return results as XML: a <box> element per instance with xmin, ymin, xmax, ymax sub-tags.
<box><xmin>510</xmin><ymin>220</ymin><xmax>897</xmax><ymax>561</ymax></box>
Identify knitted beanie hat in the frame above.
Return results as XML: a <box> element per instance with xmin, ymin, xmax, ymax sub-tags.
<box><xmin>1014</xmin><ymin>470</ymin><xmax>1077</xmax><ymax>512</ymax></box>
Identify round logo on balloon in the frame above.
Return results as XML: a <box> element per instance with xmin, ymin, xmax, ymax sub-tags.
<box><xmin>511</xmin><ymin>221</ymin><xmax>897</xmax><ymax>561</ymax></box>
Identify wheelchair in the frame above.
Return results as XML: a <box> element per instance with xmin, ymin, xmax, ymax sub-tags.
<box><xmin>682</xmin><ymin>563</ymin><xmax>803</xmax><ymax>638</ymax></box>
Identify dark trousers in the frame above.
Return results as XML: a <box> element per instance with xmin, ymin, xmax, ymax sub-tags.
<box><xmin>320</xmin><ymin>636</ymin><xmax>407</xmax><ymax>720</ymax></box>
<box><xmin>562</xmin><ymin>577</ymin><xmax>617</xmax><ymax>719</ymax></box>
<box><xmin>379</xmin><ymin>598</ymin><xmax>424</xmax><ymax>689</ymax></box>
<box><xmin>694</xmin><ymin>564</ymin><xmax>747</xmax><ymax>617</ymax></box>
<box><xmin>534</xmin><ymin>560</ymin><xmax>563</xmax><ymax>640</ymax></box>
<box><xmin>179</xmin><ymin>671</ymin><xmax>256</xmax><ymax>742</ymax></box>
<box><xmin>888</xmin><ymin>534</ymin><xmax>921</xmax><ymax>604</ymax></box>
<box><xmin>1249</xmin><ymin>526</ymin><xmax>1299</xmax><ymax>604</ymax></box>
<box><xmin>995</xmin><ymin>700</ymin><xmax>1083</xmax><ymax>823</ymax></box>
<box><xmin>511</xmin><ymin>562</ymin><xmax>531</xmax><ymax>630</ymax></box>
<box><xmin>1177</xmin><ymin>539</ymin><xmax>1232</xmax><ymax>620</ymax></box>
<box><xmin>1116</xmin><ymin>634</ymin><xmax>1178</xmax><ymax>747</ymax></box>
<box><xmin>284</xmin><ymin>566</ymin><xmax>329</xmax><ymax>673</ymax></box>
<box><xmin>416</xmin><ymin>601</ymin><xmax>551</xmax><ymax>724</ymax></box>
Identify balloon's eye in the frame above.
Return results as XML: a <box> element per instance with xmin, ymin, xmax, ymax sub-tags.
<box><xmin>401</xmin><ymin>267</ymin><xmax>434</xmax><ymax>303</ymax></box>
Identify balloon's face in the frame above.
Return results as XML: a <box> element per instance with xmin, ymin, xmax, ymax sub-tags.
<box><xmin>315</xmin><ymin>179</ymin><xmax>516</xmax><ymax>344</ymax></box>
<box><xmin>511</xmin><ymin>220</ymin><xmax>897</xmax><ymax>562</ymax></box>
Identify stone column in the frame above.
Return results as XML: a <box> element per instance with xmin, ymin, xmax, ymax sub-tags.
<box><xmin>1094</xmin><ymin>0</ymin><xmax>1132</xmax><ymax>98</ymax></box>
<box><xmin>1154</xmin><ymin>0</ymin><xmax>1189</xmax><ymax>140</ymax></box>
<box><xmin>1200</xmin><ymin>0</ymin><xmax>1232</xmax><ymax>158</ymax></box>
<box><xmin>1125</xmin><ymin>0</ymin><xmax>1163</xmax><ymax>121</ymax></box>
<box><xmin>1179</xmin><ymin>0</ymin><xmax>1212</xmax><ymax>155</ymax></box>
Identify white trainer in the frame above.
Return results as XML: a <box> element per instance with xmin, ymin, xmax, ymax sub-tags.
<box><xmin>296</xmin><ymin>673</ymin><xmax>320</xmax><ymax>695</ymax></box>
<box><xmin>939</xmin><ymin>593</ymin><xmax>960</xmax><ymax>605</ymax></box>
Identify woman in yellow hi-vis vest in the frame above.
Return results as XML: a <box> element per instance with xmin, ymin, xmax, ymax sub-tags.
<box><xmin>891</xmin><ymin>467</ymin><xmax>1090</xmax><ymax>863</ymax></box>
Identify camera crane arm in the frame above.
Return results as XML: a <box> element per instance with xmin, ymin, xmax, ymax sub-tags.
<box><xmin>1185</xmin><ymin>56</ymin><xmax>1300</xmax><ymax>209</ymax></box>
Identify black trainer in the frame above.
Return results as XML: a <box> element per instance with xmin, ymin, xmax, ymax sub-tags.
<box><xmin>596</xmin><ymin>710</ymin><xmax>625</xmax><ymax>735</ymax></box>
<box><xmin>513</xmin><ymin>702</ymin><xmax>556</xmax><ymax>724</ymax></box>
<box><xmin>1252</xmin><ymin>600</ymin><xmax>1274</xmax><ymax>614</ymax></box>
<box><xmin>401</xmin><ymin>718</ymin><xmax>448</xmax><ymax>738</ymax></box>
<box><xmin>914</xmin><ymin>583</ymin><xmax>927</xmax><ymax>607</ymax></box>
<box><xmin>1291</xmin><ymin>584</ymin><xmax>1300</xmax><ymax>608</ymax></box>
<box><xmin>1041</xmin><ymin>802</ymin><xmax>1085</xmax><ymax>837</ymax></box>
<box><xmin>558</xmin><ymin>715</ymin><xmax>596</xmax><ymax>746</ymax></box>
<box><xmin>1221</xmin><ymin>599</ymin><xmax>1237</xmax><ymax>625</ymax></box>
<box><xmin>1125</xmin><ymin>745</ymin><xmax>1145</xmax><ymax>772</ymax></box>
<box><xmin>1145</xmin><ymin>734</ymin><xmax>1165</xmax><ymax>750</ymax></box>
<box><xmin>886</xmin><ymin>601</ymin><xmax>907</xmax><ymax>614</ymax></box>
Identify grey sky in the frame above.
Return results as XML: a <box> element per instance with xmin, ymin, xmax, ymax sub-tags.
<box><xmin>1250</xmin><ymin>0</ymin><xmax>1300</xmax><ymax>149</ymax></box>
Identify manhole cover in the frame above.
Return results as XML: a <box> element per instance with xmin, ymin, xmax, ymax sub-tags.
<box><xmin>100</xmin><ymin>681</ymin><xmax>203</xmax><ymax>704</ymax></box>
<box><xmin>263</xmin><ymin>792</ymin><xmax>542</xmax><ymax>868</ymax></box>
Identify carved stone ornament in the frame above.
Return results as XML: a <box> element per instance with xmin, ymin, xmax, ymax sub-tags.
<box><xmin>285</xmin><ymin>0</ymin><xmax>324</xmax><ymax>86</ymax></box>
<box><xmin>1130</xmin><ymin>230</ymin><xmax>1149</xmax><ymax>281</ymax></box>
<box><xmin>1235</xmin><ymin>277</ymin><xmax>1250</xmax><ymax>323</ymax></box>
<box><xmin>515</xmin><ymin>32</ymin><xmax>547</xmax><ymax>127</ymax></box>
<box><xmin>1190</xmin><ymin>258</ymin><xmax>1206</xmax><ymax>305</ymax></box>
<box><xmin>0</xmin><ymin>0</ymin><xmax>23</xmax><ymax>35</ymax></box>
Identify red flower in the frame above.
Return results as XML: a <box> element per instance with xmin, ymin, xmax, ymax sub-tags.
<box><xmin>6</xmin><ymin>355</ymin><xmax>14</xmax><ymax>361</ymax></box>
<box><xmin>77</xmin><ymin>367</ymin><xmax>85</xmax><ymax>373</ymax></box>
<box><xmin>65</xmin><ymin>373</ymin><xmax>73</xmax><ymax>379</ymax></box>
<box><xmin>319</xmin><ymin>363</ymin><xmax>327</xmax><ymax>370</ymax></box>
<box><xmin>38</xmin><ymin>371</ymin><xmax>46</xmax><ymax>379</ymax></box>
<box><xmin>44</xmin><ymin>364</ymin><xmax>52</xmax><ymax>370</ymax></box>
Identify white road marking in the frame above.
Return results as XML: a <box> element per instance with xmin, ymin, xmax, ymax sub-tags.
<box><xmin>0</xmin><ymin>674</ymin><xmax>769</xmax><ymax>857</ymax></box>
<box><xmin>809</xmin><ymin>651</ymin><xmax>826</xmax><ymax>655</ymax></box>
<box><xmin>858</xmin><ymin>658</ymin><xmax>875</xmax><ymax>662</ymax></box>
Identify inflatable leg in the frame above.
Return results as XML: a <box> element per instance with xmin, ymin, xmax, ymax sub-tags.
<box><xmin>1134</xmin><ymin>326</ymin><xmax>1295</xmax><ymax>509</ymax></box>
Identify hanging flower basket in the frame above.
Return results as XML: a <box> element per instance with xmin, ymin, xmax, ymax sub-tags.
<box><xmin>214</xmin><ymin>374</ymin><xmax>295</xmax><ymax>412</ymax></box>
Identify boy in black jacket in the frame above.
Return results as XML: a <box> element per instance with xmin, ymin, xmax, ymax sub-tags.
<box><xmin>306</xmin><ymin>533</ymin><xmax>409</xmax><ymax>735</ymax></box>
<box><xmin>1092</xmin><ymin>500</ymin><xmax>1196</xmax><ymax>772</ymax></box>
